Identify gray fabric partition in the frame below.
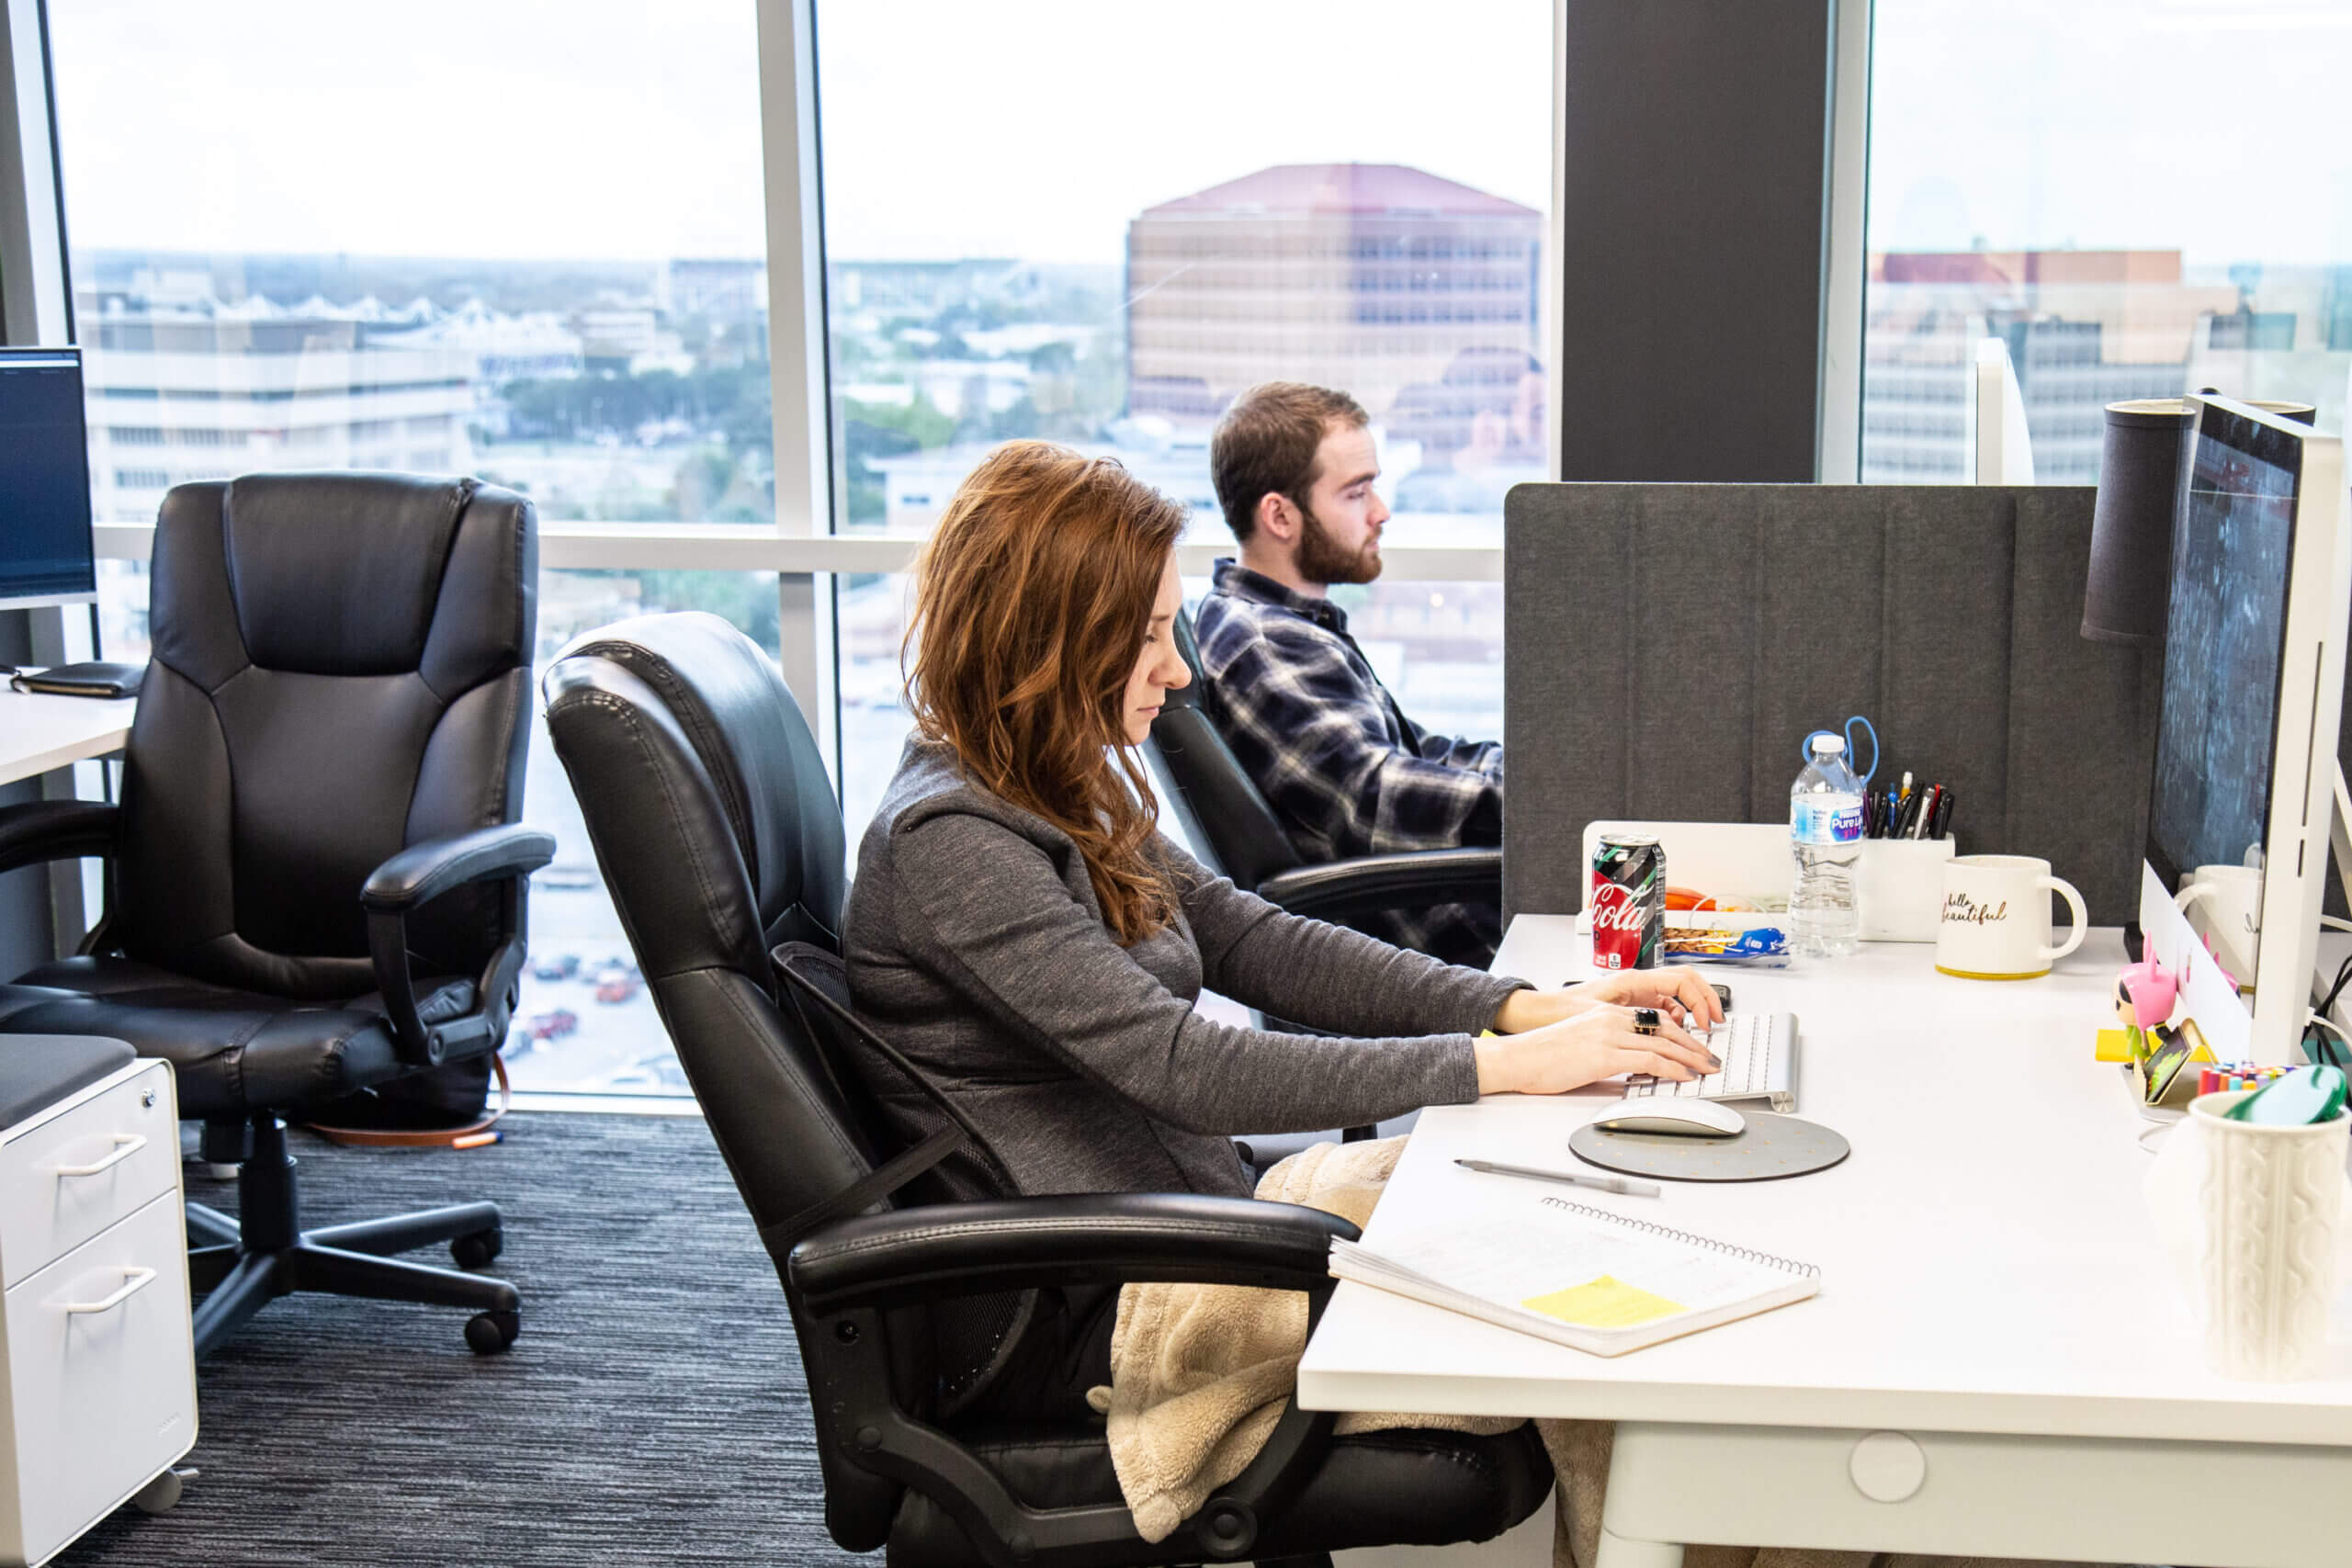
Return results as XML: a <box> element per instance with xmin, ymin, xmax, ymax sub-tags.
<box><xmin>1503</xmin><ymin>484</ymin><xmax>2162</xmax><ymax>926</ymax></box>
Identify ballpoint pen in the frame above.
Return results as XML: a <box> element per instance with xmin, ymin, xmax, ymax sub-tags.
<box><xmin>1892</xmin><ymin>789</ymin><xmax>1919</xmax><ymax>840</ymax></box>
<box><xmin>1454</xmin><ymin>1158</ymin><xmax>1661</xmax><ymax>1198</ymax></box>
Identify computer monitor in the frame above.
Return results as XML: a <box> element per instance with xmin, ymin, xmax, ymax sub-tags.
<box><xmin>0</xmin><ymin>346</ymin><xmax>95</xmax><ymax>611</ymax></box>
<box><xmin>2138</xmin><ymin>394</ymin><xmax>2351</xmax><ymax>1065</ymax></box>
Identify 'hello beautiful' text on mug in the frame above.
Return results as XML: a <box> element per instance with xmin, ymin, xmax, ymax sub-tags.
<box><xmin>1941</xmin><ymin>894</ymin><xmax>2011</xmax><ymax>927</ymax></box>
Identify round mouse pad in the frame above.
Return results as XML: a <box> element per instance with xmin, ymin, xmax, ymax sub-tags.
<box><xmin>1568</xmin><ymin>1110</ymin><xmax>1849</xmax><ymax>1182</ymax></box>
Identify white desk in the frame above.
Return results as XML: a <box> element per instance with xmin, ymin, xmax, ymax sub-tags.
<box><xmin>0</xmin><ymin>689</ymin><xmax>131</xmax><ymax>788</ymax></box>
<box><xmin>1299</xmin><ymin>917</ymin><xmax>2352</xmax><ymax>1568</ymax></box>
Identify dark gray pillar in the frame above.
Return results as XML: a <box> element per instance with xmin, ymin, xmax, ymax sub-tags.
<box><xmin>1556</xmin><ymin>1</ymin><xmax>1838</xmax><ymax>481</ymax></box>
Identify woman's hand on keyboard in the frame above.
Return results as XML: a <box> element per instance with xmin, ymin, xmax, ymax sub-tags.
<box><xmin>1472</xmin><ymin>1005</ymin><xmax>1718</xmax><ymax>1097</ymax></box>
<box><xmin>1490</xmin><ymin>965</ymin><xmax>1724</xmax><ymax>1035</ymax></box>
<box><xmin>1575</xmin><ymin>966</ymin><xmax>1725</xmax><ymax>1031</ymax></box>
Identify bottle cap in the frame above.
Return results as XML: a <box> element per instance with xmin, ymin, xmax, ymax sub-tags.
<box><xmin>1812</xmin><ymin>735</ymin><xmax>1845</xmax><ymax>754</ymax></box>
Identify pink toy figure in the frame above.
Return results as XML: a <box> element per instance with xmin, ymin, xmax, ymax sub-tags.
<box><xmin>2116</xmin><ymin>953</ymin><xmax>2179</xmax><ymax>1034</ymax></box>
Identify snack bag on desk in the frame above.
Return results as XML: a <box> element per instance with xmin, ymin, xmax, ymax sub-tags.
<box><xmin>1664</xmin><ymin>926</ymin><xmax>1791</xmax><ymax>968</ymax></box>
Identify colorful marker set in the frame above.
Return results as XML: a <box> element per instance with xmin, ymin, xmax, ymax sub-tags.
<box><xmin>2198</xmin><ymin>1064</ymin><xmax>2290</xmax><ymax>1096</ymax></box>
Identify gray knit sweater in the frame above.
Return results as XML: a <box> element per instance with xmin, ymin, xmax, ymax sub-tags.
<box><xmin>842</xmin><ymin>739</ymin><xmax>1525</xmax><ymax>1200</ymax></box>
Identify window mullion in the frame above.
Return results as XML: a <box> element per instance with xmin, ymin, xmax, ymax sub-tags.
<box><xmin>756</xmin><ymin>0</ymin><xmax>838</xmax><ymax>782</ymax></box>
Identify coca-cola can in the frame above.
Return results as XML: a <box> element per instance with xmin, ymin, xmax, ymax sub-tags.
<box><xmin>1591</xmin><ymin>834</ymin><xmax>1665</xmax><ymax>971</ymax></box>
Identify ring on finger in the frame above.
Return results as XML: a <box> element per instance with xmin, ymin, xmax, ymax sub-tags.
<box><xmin>1633</xmin><ymin>1007</ymin><xmax>1661</xmax><ymax>1037</ymax></box>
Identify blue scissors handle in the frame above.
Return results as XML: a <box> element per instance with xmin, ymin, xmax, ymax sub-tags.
<box><xmin>1798</xmin><ymin>715</ymin><xmax>1879</xmax><ymax>788</ymax></box>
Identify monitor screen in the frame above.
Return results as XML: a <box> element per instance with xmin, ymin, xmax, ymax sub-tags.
<box><xmin>0</xmin><ymin>347</ymin><xmax>95</xmax><ymax>610</ymax></box>
<box><xmin>2146</xmin><ymin>407</ymin><xmax>2304</xmax><ymax>892</ymax></box>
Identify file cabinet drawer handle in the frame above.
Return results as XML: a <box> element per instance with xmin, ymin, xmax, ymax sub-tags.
<box><xmin>54</xmin><ymin>1134</ymin><xmax>147</xmax><ymax>1178</ymax></box>
<box><xmin>62</xmin><ymin>1266</ymin><xmax>158</xmax><ymax>1314</ymax></box>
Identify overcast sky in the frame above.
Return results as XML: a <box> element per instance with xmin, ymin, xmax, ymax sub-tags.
<box><xmin>43</xmin><ymin>0</ymin><xmax>2352</xmax><ymax>271</ymax></box>
<box><xmin>1870</xmin><ymin>0</ymin><xmax>2352</xmax><ymax>266</ymax></box>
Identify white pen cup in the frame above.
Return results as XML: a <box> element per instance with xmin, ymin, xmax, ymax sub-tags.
<box><xmin>1934</xmin><ymin>855</ymin><xmax>2087</xmax><ymax>980</ymax></box>
<box><xmin>2176</xmin><ymin>863</ymin><xmax>2262</xmax><ymax>984</ymax></box>
<box><xmin>2192</xmin><ymin>1091</ymin><xmax>2349</xmax><ymax>1381</ymax></box>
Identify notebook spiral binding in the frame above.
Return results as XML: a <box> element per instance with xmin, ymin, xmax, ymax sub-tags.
<box><xmin>1539</xmin><ymin>1196</ymin><xmax>1819</xmax><ymax>1277</ymax></box>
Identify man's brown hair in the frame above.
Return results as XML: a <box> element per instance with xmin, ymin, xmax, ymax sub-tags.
<box><xmin>1210</xmin><ymin>381</ymin><xmax>1369</xmax><ymax>543</ymax></box>
<box><xmin>904</xmin><ymin>440</ymin><xmax>1187</xmax><ymax>943</ymax></box>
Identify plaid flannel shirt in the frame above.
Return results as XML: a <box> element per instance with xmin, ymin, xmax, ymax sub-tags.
<box><xmin>1193</xmin><ymin>559</ymin><xmax>1503</xmax><ymax>966</ymax></box>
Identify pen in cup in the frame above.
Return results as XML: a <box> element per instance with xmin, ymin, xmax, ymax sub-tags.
<box><xmin>1454</xmin><ymin>1158</ymin><xmax>1660</xmax><ymax>1198</ymax></box>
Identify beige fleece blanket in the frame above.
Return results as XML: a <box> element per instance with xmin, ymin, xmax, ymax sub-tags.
<box><xmin>1089</xmin><ymin>1136</ymin><xmax>2108</xmax><ymax>1568</ymax></box>
<box><xmin>1084</xmin><ymin>1136</ymin><xmax>1516</xmax><ymax>1542</ymax></box>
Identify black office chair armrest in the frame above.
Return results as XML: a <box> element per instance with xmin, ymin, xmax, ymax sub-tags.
<box><xmin>361</xmin><ymin>825</ymin><xmax>555</xmax><ymax>1067</ymax></box>
<box><xmin>361</xmin><ymin>823</ymin><xmax>556</xmax><ymax>912</ymax></box>
<box><xmin>1255</xmin><ymin>847</ymin><xmax>1502</xmax><ymax>923</ymax></box>
<box><xmin>788</xmin><ymin>1191</ymin><xmax>1357</xmax><ymax>1314</ymax></box>
<box><xmin>792</xmin><ymin>1193</ymin><xmax>1360</xmax><ymax>1566</ymax></box>
<box><xmin>0</xmin><ymin>799</ymin><xmax>119</xmax><ymax>876</ymax></box>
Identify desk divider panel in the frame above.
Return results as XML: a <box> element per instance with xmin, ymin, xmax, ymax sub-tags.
<box><xmin>1503</xmin><ymin>484</ymin><xmax>2162</xmax><ymax>926</ymax></box>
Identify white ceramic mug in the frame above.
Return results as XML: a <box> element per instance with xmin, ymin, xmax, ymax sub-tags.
<box><xmin>1934</xmin><ymin>854</ymin><xmax>2087</xmax><ymax>979</ymax></box>
<box><xmin>2176</xmin><ymin>863</ymin><xmax>2263</xmax><ymax>983</ymax></box>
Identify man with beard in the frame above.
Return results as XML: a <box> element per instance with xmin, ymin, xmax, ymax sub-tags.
<box><xmin>1194</xmin><ymin>381</ymin><xmax>1504</xmax><ymax>967</ymax></box>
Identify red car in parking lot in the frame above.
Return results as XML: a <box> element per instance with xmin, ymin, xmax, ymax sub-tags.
<box><xmin>525</xmin><ymin>1008</ymin><xmax>580</xmax><ymax>1040</ymax></box>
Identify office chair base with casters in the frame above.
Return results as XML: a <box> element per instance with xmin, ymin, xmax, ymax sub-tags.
<box><xmin>183</xmin><ymin>1112</ymin><xmax>519</xmax><ymax>1358</ymax></box>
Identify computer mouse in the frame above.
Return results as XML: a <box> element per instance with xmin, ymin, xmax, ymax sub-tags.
<box><xmin>1592</xmin><ymin>1100</ymin><xmax>1747</xmax><ymax>1138</ymax></box>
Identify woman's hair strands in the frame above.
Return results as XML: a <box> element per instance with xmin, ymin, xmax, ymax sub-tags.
<box><xmin>905</xmin><ymin>441</ymin><xmax>1188</xmax><ymax>943</ymax></box>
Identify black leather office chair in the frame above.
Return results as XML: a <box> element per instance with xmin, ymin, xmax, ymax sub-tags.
<box><xmin>542</xmin><ymin>613</ymin><xmax>1550</xmax><ymax>1568</ymax></box>
<box><xmin>1145</xmin><ymin>613</ymin><xmax>1501</xmax><ymax>946</ymax></box>
<box><xmin>0</xmin><ymin>474</ymin><xmax>551</xmax><ymax>1357</ymax></box>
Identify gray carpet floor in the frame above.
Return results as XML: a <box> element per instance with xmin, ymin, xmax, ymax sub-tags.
<box><xmin>59</xmin><ymin>1112</ymin><xmax>867</xmax><ymax>1567</ymax></box>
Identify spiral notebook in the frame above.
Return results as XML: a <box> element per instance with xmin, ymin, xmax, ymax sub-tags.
<box><xmin>1329</xmin><ymin>1193</ymin><xmax>1819</xmax><ymax>1357</ymax></box>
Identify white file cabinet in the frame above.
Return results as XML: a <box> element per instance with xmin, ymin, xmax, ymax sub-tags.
<box><xmin>0</xmin><ymin>1055</ymin><xmax>195</xmax><ymax>1566</ymax></box>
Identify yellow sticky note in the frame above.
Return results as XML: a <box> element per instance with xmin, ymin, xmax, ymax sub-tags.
<box><xmin>2098</xmin><ymin>1024</ymin><xmax>2216</xmax><ymax>1064</ymax></box>
<box><xmin>1521</xmin><ymin>1274</ymin><xmax>1686</xmax><ymax>1329</ymax></box>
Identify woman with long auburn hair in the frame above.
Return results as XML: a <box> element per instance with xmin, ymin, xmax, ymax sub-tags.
<box><xmin>844</xmin><ymin>440</ymin><xmax>1721</xmax><ymax>1415</ymax></box>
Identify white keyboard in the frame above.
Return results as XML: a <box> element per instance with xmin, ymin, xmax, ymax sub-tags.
<box><xmin>1624</xmin><ymin>1010</ymin><xmax>1798</xmax><ymax>1112</ymax></box>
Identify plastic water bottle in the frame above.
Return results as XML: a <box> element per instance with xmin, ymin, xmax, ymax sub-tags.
<box><xmin>1789</xmin><ymin>734</ymin><xmax>1864</xmax><ymax>958</ymax></box>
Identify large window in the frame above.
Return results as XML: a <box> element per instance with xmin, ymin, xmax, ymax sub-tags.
<box><xmin>815</xmin><ymin>0</ymin><xmax>1548</xmax><ymax>825</ymax></box>
<box><xmin>51</xmin><ymin>3</ymin><xmax>773</xmax><ymax>527</ymax></box>
<box><xmin>50</xmin><ymin>1</ymin><xmax>776</xmax><ymax>1097</ymax></box>
<box><xmin>1863</xmin><ymin>0</ymin><xmax>2352</xmax><ymax>482</ymax></box>
<box><xmin>43</xmin><ymin>0</ymin><xmax>1549</xmax><ymax>1096</ymax></box>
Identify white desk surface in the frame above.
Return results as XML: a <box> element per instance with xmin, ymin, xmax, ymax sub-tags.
<box><xmin>1298</xmin><ymin>914</ymin><xmax>2352</xmax><ymax>1449</ymax></box>
<box><xmin>0</xmin><ymin>688</ymin><xmax>132</xmax><ymax>788</ymax></box>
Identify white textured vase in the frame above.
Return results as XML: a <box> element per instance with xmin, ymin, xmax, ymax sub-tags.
<box><xmin>2193</xmin><ymin>1092</ymin><xmax>2350</xmax><ymax>1381</ymax></box>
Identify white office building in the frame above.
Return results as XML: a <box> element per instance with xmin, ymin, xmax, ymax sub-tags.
<box><xmin>79</xmin><ymin>293</ymin><xmax>477</xmax><ymax>524</ymax></box>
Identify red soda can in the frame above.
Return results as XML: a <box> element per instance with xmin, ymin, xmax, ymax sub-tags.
<box><xmin>1591</xmin><ymin>834</ymin><xmax>1665</xmax><ymax>971</ymax></box>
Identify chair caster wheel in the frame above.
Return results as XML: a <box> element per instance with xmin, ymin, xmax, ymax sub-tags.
<box><xmin>451</xmin><ymin>1226</ymin><xmax>503</xmax><ymax>1269</ymax></box>
<box><xmin>133</xmin><ymin>1467</ymin><xmax>195</xmax><ymax>1514</ymax></box>
<box><xmin>466</xmin><ymin>1309</ymin><xmax>520</xmax><ymax>1354</ymax></box>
